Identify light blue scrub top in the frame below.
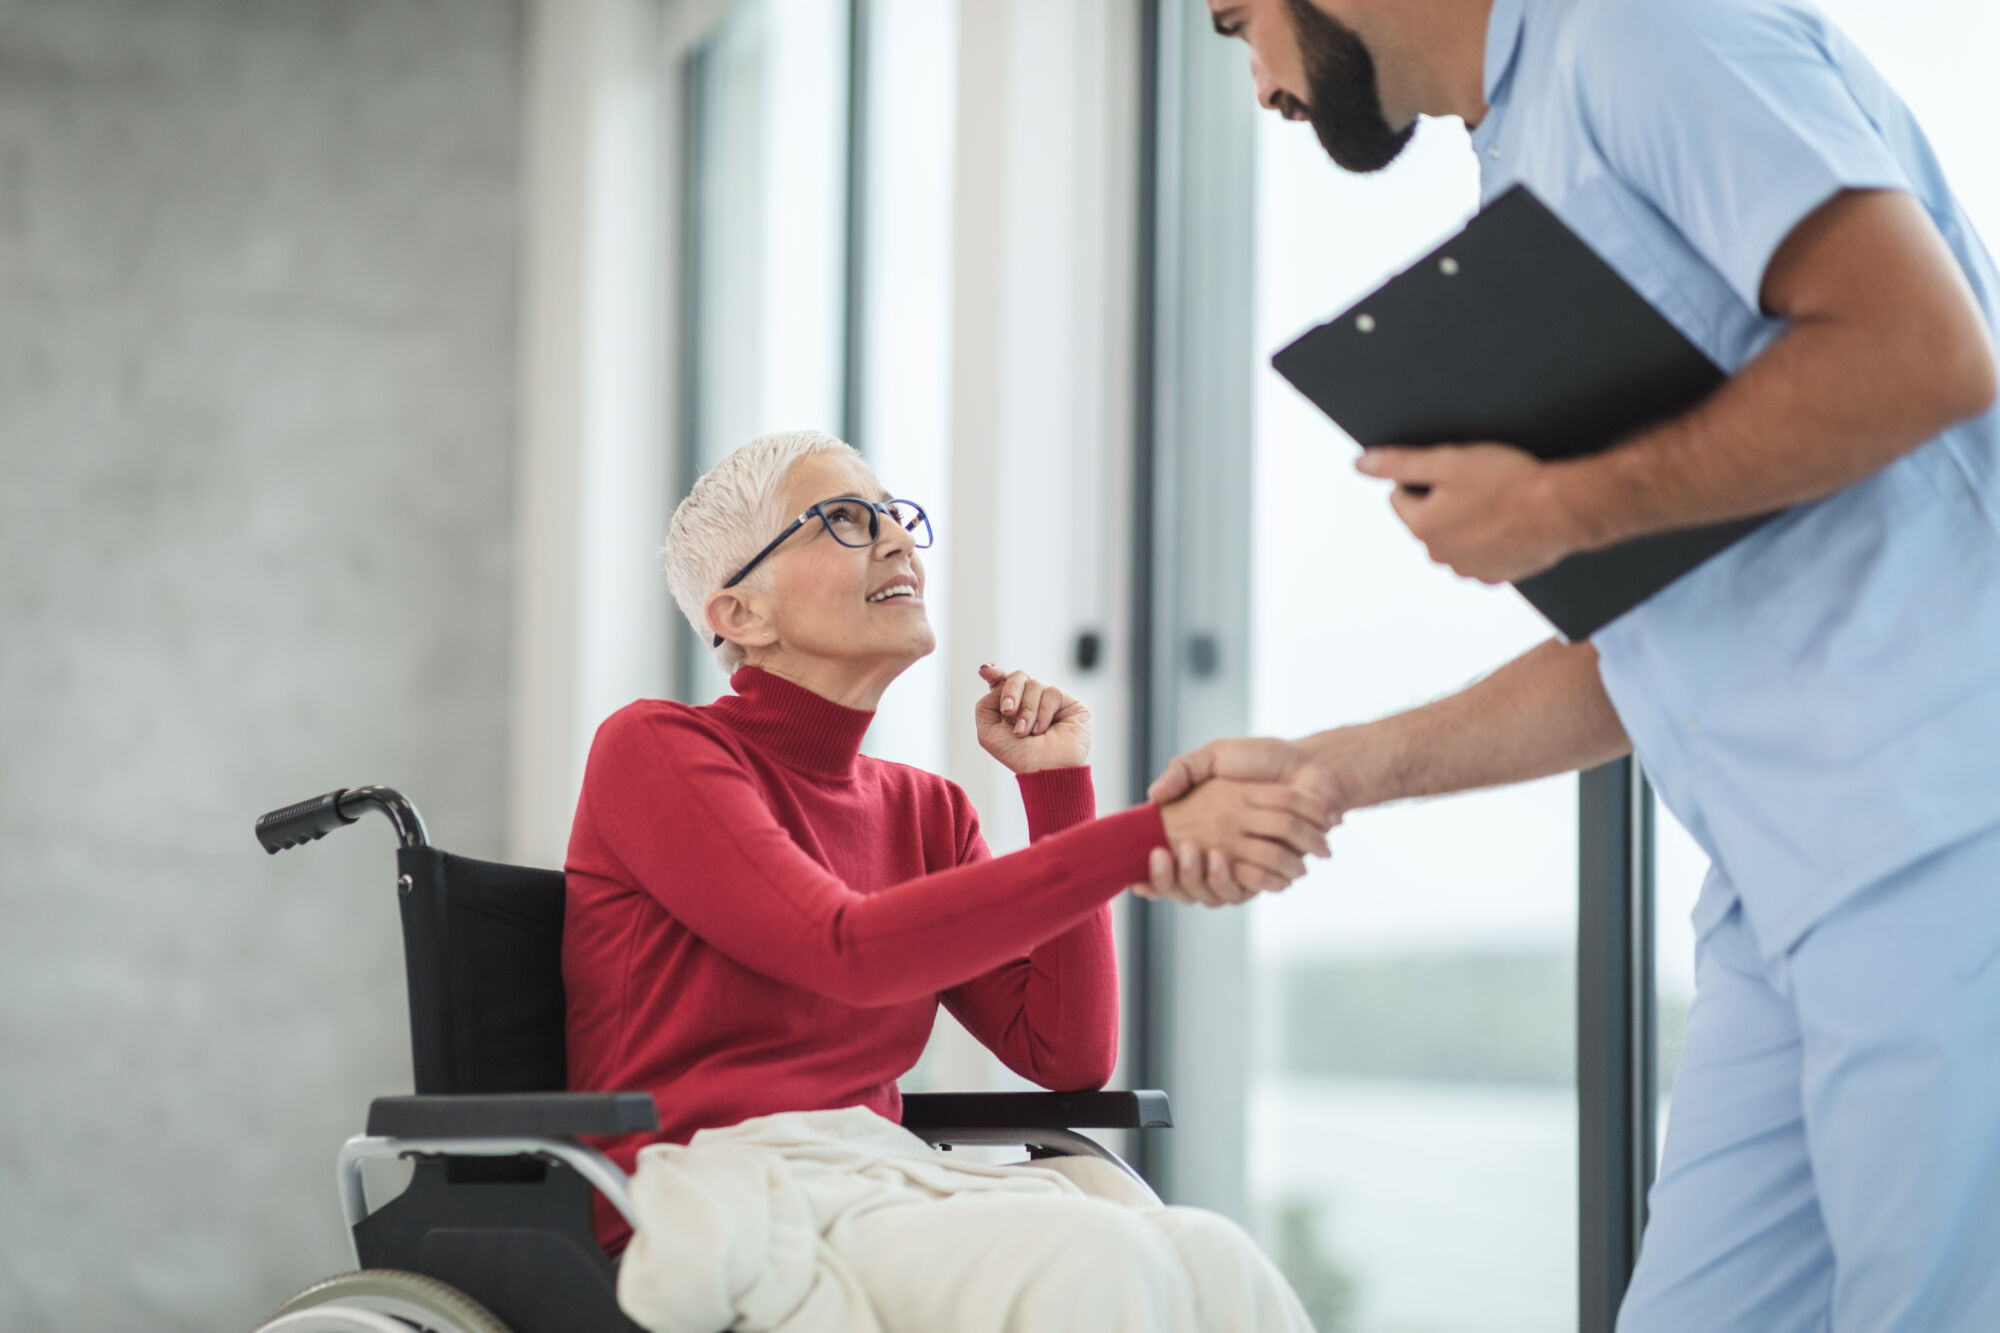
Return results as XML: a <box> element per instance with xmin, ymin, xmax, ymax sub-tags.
<box><xmin>1471</xmin><ymin>0</ymin><xmax>2000</xmax><ymax>953</ymax></box>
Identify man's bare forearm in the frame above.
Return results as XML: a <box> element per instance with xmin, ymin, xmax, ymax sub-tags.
<box><xmin>1300</xmin><ymin>638</ymin><xmax>1630</xmax><ymax>812</ymax></box>
<box><xmin>1564</xmin><ymin>309</ymin><xmax>1991</xmax><ymax>546</ymax></box>
<box><xmin>1557</xmin><ymin>190</ymin><xmax>1998</xmax><ymax>550</ymax></box>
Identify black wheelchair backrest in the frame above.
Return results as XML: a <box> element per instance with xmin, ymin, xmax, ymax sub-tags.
<box><xmin>396</xmin><ymin>846</ymin><xmax>571</xmax><ymax>1097</ymax></box>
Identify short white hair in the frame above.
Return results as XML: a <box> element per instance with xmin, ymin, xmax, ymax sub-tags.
<box><xmin>665</xmin><ymin>429</ymin><xmax>867</xmax><ymax>673</ymax></box>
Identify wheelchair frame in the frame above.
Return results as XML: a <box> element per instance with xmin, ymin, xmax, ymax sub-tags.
<box><xmin>255</xmin><ymin>785</ymin><xmax>1172</xmax><ymax>1333</ymax></box>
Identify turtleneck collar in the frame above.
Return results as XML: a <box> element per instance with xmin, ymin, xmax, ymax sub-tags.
<box><xmin>709</xmin><ymin>666</ymin><xmax>876</xmax><ymax>780</ymax></box>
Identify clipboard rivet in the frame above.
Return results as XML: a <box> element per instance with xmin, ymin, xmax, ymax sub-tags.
<box><xmin>1355</xmin><ymin>314</ymin><xmax>1376</xmax><ymax>333</ymax></box>
<box><xmin>1439</xmin><ymin>257</ymin><xmax>1460</xmax><ymax>276</ymax></box>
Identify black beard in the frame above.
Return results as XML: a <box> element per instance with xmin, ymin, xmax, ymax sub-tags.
<box><xmin>1283</xmin><ymin>0</ymin><xmax>1416</xmax><ymax>173</ymax></box>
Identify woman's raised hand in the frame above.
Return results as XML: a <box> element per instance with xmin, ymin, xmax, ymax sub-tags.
<box><xmin>975</xmin><ymin>664</ymin><xmax>1092</xmax><ymax>773</ymax></box>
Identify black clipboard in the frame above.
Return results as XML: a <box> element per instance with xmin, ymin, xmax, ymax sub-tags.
<box><xmin>1271</xmin><ymin>184</ymin><xmax>1775</xmax><ymax>641</ymax></box>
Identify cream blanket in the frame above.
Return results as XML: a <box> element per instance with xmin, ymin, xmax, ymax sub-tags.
<box><xmin>616</xmin><ymin>1106</ymin><xmax>1313</xmax><ymax>1333</ymax></box>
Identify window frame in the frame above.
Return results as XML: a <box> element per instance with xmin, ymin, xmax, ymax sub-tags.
<box><xmin>672</xmin><ymin>0</ymin><xmax>865</xmax><ymax>703</ymax></box>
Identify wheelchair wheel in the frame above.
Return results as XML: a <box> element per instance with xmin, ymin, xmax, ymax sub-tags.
<box><xmin>251</xmin><ymin>1269</ymin><xmax>513</xmax><ymax>1333</ymax></box>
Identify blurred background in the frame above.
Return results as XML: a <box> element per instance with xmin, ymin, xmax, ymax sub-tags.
<box><xmin>2</xmin><ymin>1</ymin><xmax>1993</xmax><ymax>1330</ymax></box>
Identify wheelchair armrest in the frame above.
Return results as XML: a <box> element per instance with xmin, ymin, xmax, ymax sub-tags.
<box><xmin>366</xmin><ymin>1092</ymin><xmax>660</xmax><ymax>1139</ymax></box>
<box><xmin>900</xmin><ymin>1090</ymin><xmax>1172</xmax><ymax>1132</ymax></box>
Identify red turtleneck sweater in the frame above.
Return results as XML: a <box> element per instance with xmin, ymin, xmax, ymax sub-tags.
<box><xmin>562</xmin><ymin>668</ymin><xmax>1169</xmax><ymax>1248</ymax></box>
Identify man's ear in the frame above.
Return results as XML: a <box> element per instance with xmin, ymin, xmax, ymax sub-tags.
<box><xmin>705</xmin><ymin>587</ymin><xmax>772</xmax><ymax>648</ymax></box>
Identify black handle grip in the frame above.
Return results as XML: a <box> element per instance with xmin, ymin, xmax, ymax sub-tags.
<box><xmin>255</xmin><ymin>790</ymin><xmax>357</xmax><ymax>855</ymax></box>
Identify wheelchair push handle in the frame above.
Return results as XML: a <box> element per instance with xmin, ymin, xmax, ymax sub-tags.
<box><xmin>255</xmin><ymin>786</ymin><xmax>430</xmax><ymax>854</ymax></box>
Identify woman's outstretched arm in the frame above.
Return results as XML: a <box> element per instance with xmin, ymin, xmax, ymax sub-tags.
<box><xmin>574</xmin><ymin>705</ymin><xmax>1161</xmax><ymax>1009</ymax></box>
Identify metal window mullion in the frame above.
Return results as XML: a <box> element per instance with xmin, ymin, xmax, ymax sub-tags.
<box><xmin>1127</xmin><ymin>0</ymin><xmax>1166</xmax><ymax>1188</ymax></box>
<box><xmin>840</xmin><ymin>0</ymin><xmax>868</xmax><ymax>451</ymax></box>
<box><xmin>1629</xmin><ymin>772</ymin><xmax>1657</xmax><ymax>1242</ymax></box>
<box><xmin>673</xmin><ymin>40</ymin><xmax>711</xmax><ymax>703</ymax></box>
<box><xmin>1578</xmin><ymin>757</ymin><xmax>1658</xmax><ymax>1332</ymax></box>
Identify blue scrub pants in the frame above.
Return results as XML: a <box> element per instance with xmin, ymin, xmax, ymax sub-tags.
<box><xmin>1618</xmin><ymin>822</ymin><xmax>2000</xmax><ymax>1333</ymax></box>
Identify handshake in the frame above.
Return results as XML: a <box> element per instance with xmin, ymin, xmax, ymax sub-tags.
<box><xmin>1143</xmin><ymin>737</ymin><xmax>1349</xmax><ymax>908</ymax></box>
<box><xmin>972</xmin><ymin>663</ymin><xmax>1367</xmax><ymax>908</ymax></box>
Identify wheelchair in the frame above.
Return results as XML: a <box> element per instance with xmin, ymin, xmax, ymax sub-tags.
<box><xmin>249</xmin><ymin>785</ymin><xmax>1174</xmax><ymax>1333</ymax></box>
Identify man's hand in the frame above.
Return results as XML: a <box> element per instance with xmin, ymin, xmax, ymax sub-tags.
<box><xmin>1150</xmin><ymin>778</ymin><xmax>1333</xmax><ymax>908</ymax></box>
<box><xmin>975</xmin><ymin>664</ymin><xmax>1091</xmax><ymax>773</ymax></box>
<box><xmin>1148</xmin><ymin>735</ymin><xmax>1338</xmax><ymax>807</ymax></box>
<box><xmin>1356</xmin><ymin>444</ymin><xmax>1592</xmax><ymax>584</ymax></box>
<box><xmin>1140</xmin><ymin>737</ymin><xmax>1343</xmax><ymax>906</ymax></box>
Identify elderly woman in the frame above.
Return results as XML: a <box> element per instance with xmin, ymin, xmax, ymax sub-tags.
<box><xmin>563</xmin><ymin>430</ymin><xmax>1321</xmax><ymax>1332</ymax></box>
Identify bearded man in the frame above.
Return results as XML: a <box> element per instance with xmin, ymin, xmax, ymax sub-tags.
<box><xmin>1152</xmin><ymin>2</ymin><xmax>2000</xmax><ymax>1329</ymax></box>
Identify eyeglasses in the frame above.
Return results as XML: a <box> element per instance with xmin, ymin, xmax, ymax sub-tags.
<box><xmin>711</xmin><ymin>496</ymin><xmax>934</xmax><ymax>646</ymax></box>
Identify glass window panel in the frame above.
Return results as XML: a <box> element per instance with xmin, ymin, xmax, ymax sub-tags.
<box><xmin>845</xmin><ymin>0</ymin><xmax>1001</xmax><ymax>1111</ymax></box>
<box><xmin>1245</xmin><ymin>115</ymin><xmax>1578</xmax><ymax>1333</ymax></box>
<box><xmin>1651</xmin><ymin>794</ymin><xmax>1704</xmax><ymax>1161</ymax></box>
<box><xmin>853</xmin><ymin>0</ymin><xmax>956</xmax><ymax>776</ymax></box>
<box><xmin>680</xmin><ymin>0</ymin><xmax>851</xmax><ymax>706</ymax></box>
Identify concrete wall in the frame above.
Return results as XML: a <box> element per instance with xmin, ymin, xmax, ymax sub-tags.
<box><xmin>0</xmin><ymin>2</ymin><xmax>523</xmax><ymax>1327</ymax></box>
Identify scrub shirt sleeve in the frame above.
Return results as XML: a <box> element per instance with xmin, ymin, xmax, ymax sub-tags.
<box><xmin>1576</xmin><ymin>0</ymin><xmax>1911</xmax><ymax>313</ymax></box>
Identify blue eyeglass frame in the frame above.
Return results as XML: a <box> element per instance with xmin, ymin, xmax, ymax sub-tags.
<box><xmin>709</xmin><ymin>496</ymin><xmax>932</xmax><ymax>647</ymax></box>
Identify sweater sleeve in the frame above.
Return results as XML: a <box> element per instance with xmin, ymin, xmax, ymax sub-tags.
<box><xmin>573</xmin><ymin>707</ymin><xmax>1164</xmax><ymax>1009</ymax></box>
<box><xmin>940</xmin><ymin>767</ymin><xmax>1121</xmax><ymax>1090</ymax></box>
